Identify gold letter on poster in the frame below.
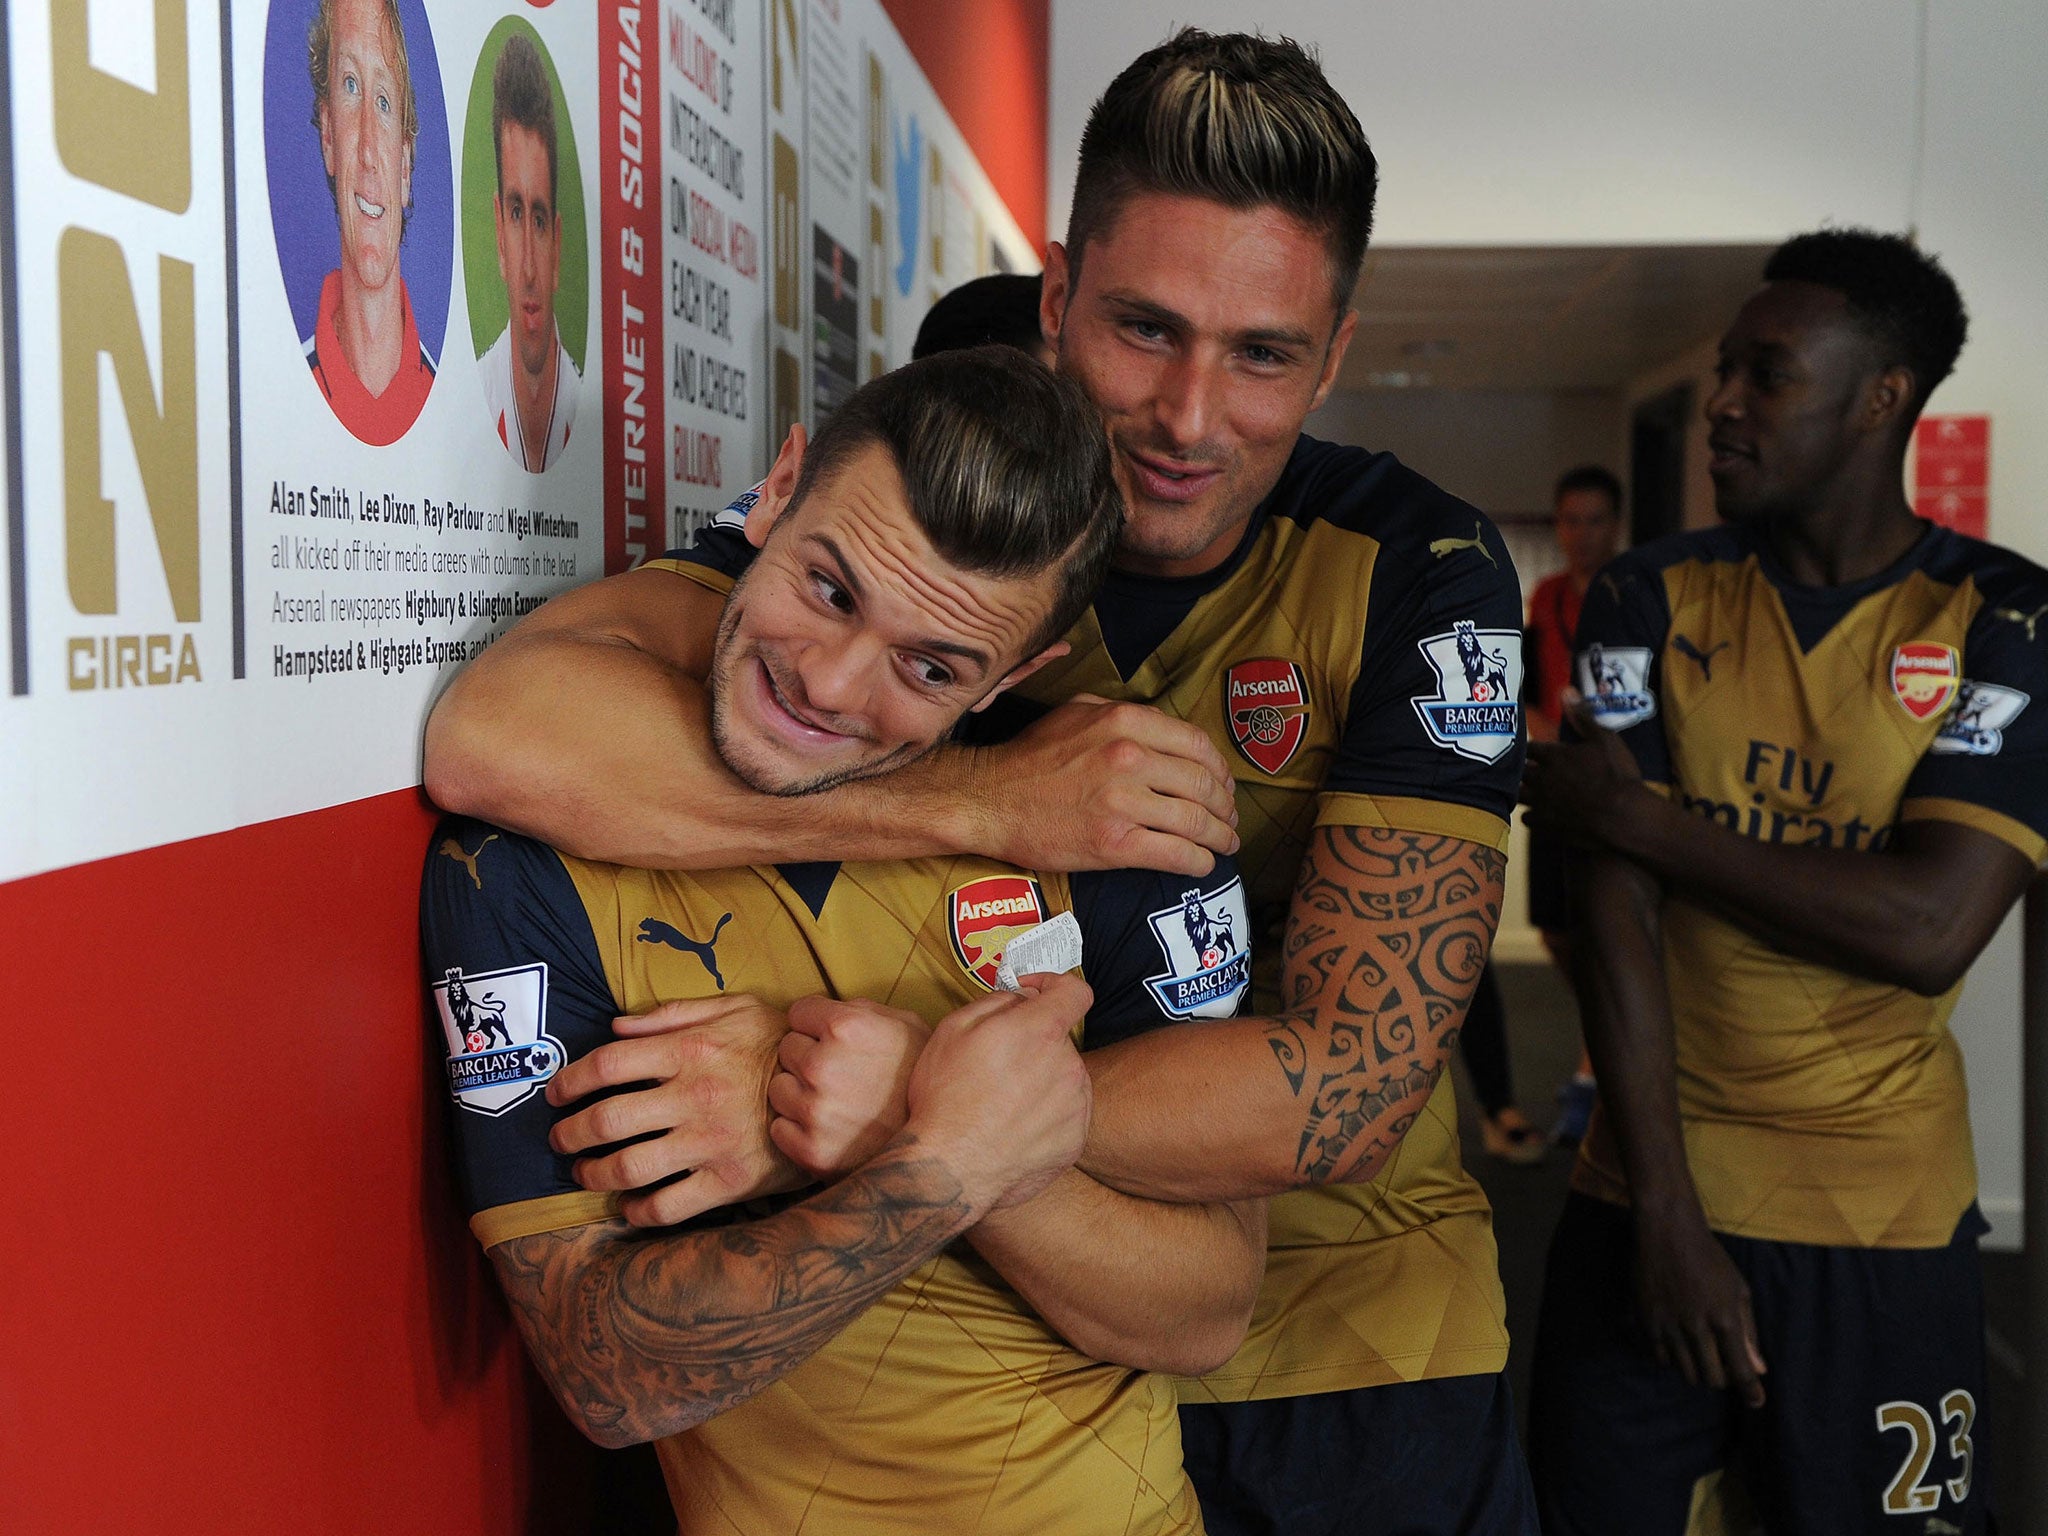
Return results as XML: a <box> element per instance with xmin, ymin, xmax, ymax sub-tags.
<box><xmin>773</xmin><ymin>133</ymin><xmax>800</xmax><ymax>329</ymax></box>
<box><xmin>60</xmin><ymin>228</ymin><xmax>200</xmax><ymax>621</ymax></box>
<box><xmin>52</xmin><ymin>0</ymin><xmax>192</xmax><ymax>213</ymax></box>
<box><xmin>770</xmin><ymin>0</ymin><xmax>798</xmax><ymax>112</ymax></box>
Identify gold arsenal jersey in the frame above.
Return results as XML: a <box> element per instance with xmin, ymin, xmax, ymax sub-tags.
<box><xmin>422</xmin><ymin>818</ymin><xmax>1256</xmax><ymax>1534</ymax></box>
<box><xmin>1006</xmin><ymin>436</ymin><xmax>1527</xmax><ymax>1401</ymax></box>
<box><xmin>1569</xmin><ymin>520</ymin><xmax>2048</xmax><ymax>1247</ymax></box>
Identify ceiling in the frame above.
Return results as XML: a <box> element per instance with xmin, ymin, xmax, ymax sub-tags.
<box><xmin>1338</xmin><ymin>244</ymin><xmax>1776</xmax><ymax>393</ymax></box>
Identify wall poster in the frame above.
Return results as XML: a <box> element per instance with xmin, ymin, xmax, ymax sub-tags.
<box><xmin>1</xmin><ymin>0</ymin><xmax>1035</xmax><ymax>884</ymax></box>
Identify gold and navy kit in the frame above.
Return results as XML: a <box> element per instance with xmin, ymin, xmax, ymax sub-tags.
<box><xmin>668</xmin><ymin>436</ymin><xmax>1526</xmax><ymax>1403</ymax></box>
<box><xmin>1013</xmin><ymin>437</ymin><xmax>1526</xmax><ymax>1403</ymax></box>
<box><xmin>1569</xmin><ymin>519</ymin><xmax>2048</xmax><ymax>1248</ymax></box>
<box><xmin>422</xmin><ymin>817</ymin><xmax>1253</xmax><ymax>1535</ymax></box>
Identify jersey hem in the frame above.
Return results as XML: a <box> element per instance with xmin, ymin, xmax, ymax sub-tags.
<box><xmin>1314</xmin><ymin>791</ymin><xmax>1511</xmax><ymax>853</ymax></box>
<box><xmin>472</xmin><ymin>1190</ymin><xmax>624</xmax><ymax>1248</ymax></box>
<box><xmin>643</xmin><ymin>556</ymin><xmax>737</xmax><ymax>597</ymax></box>
<box><xmin>1174</xmin><ymin>1343</ymin><xmax>1511</xmax><ymax>1403</ymax></box>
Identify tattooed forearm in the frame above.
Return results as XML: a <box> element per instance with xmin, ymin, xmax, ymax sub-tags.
<box><xmin>1267</xmin><ymin>828</ymin><xmax>1505</xmax><ymax>1184</ymax></box>
<box><xmin>489</xmin><ymin>1134</ymin><xmax>973</xmax><ymax>1447</ymax></box>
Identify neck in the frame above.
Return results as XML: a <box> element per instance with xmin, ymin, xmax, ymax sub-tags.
<box><xmin>1763</xmin><ymin>451</ymin><xmax>1919</xmax><ymax>587</ymax></box>
<box><xmin>336</xmin><ymin>270</ymin><xmax>404</xmax><ymax>396</ymax></box>
<box><xmin>515</xmin><ymin>328</ymin><xmax>560</xmax><ymax>464</ymax></box>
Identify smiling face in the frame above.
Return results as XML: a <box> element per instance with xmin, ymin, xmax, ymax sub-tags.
<box><xmin>1044</xmin><ymin>192</ymin><xmax>1355</xmax><ymax>579</ymax></box>
<box><xmin>1705</xmin><ymin>280</ymin><xmax>1887</xmax><ymax>523</ymax></box>
<box><xmin>494</xmin><ymin>120</ymin><xmax>561</xmax><ymax>380</ymax></box>
<box><xmin>707</xmin><ymin>440</ymin><xmax>1061</xmax><ymax>796</ymax></box>
<box><xmin>316</xmin><ymin>0</ymin><xmax>411</xmax><ymax>298</ymax></box>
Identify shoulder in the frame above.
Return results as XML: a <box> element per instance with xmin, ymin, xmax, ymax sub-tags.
<box><xmin>1923</xmin><ymin>527</ymin><xmax>2048</xmax><ymax>610</ymax></box>
<box><xmin>1267</xmin><ymin>435</ymin><xmax>1499</xmax><ymax>556</ymax></box>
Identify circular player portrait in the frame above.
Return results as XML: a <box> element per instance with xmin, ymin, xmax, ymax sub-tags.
<box><xmin>263</xmin><ymin>0</ymin><xmax>454</xmax><ymax>447</ymax></box>
<box><xmin>461</xmin><ymin>20</ymin><xmax>589</xmax><ymax>475</ymax></box>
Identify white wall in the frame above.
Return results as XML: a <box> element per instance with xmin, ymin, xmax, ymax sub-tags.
<box><xmin>1051</xmin><ymin>0</ymin><xmax>2048</xmax><ymax>1243</ymax></box>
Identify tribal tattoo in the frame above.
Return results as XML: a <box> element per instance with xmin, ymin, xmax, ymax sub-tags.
<box><xmin>489</xmin><ymin>1135</ymin><xmax>974</xmax><ymax>1447</ymax></box>
<box><xmin>1266</xmin><ymin>828</ymin><xmax>1505</xmax><ymax>1184</ymax></box>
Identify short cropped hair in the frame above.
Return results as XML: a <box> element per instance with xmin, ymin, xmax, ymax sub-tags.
<box><xmin>790</xmin><ymin>347</ymin><xmax>1122</xmax><ymax>656</ymax></box>
<box><xmin>1554</xmin><ymin>464</ymin><xmax>1622</xmax><ymax>512</ymax></box>
<box><xmin>1067</xmin><ymin>29</ymin><xmax>1377</xmax><ymax>312</ymax></box>
<box><xmin>492</xmin><ymin>33</ymin><xmax>559</xmax><ymax>210</ymax></box>
<box><xmin>307</xmin><ymin>0</ymin><xmax>419</xmax><ymax>235</ymax></box>
<box><xmin>913</xmin><ymin>275</ymin><xmax>1046</xmax><ymax>360</ymax></box>
<box><xmin>1764</xmin><ymin>228</ymin><xmax>1968</xmax><ymax>418</ymax></box>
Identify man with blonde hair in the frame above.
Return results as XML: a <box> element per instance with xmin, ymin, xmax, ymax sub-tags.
<box><xmin>304</xmin><ymin>0</ymin><xmax>435</xmax><ymax>444</ymax></box>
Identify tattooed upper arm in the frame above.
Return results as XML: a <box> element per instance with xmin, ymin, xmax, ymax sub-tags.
<box><xmin>486</xmin><ymin>1140</ymin><xmax>975</xmax><ymax>1448</ymax></box>
<box><xmin>1264</xmin><ymin>827</ymin><xmax>1505</xmax><ymax>1185</ymax></box>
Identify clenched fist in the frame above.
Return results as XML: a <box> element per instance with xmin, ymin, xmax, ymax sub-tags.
<box><xmin>769</xmin><ymin>996</ymin><xmax>931</xmax><ymax>1178</ymax></box>
<box><xmin>904</xmin><ymin>973</ymin><xmax>1094</xmax><ymax>1214</ymax></box>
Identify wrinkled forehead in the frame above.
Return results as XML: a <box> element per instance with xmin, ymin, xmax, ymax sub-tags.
<box><xmin>782</xmin><ymin>445</ymin><xmax>1058</xmax><ymax>667</ymax></box>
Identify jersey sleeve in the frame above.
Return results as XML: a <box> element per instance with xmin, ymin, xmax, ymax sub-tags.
<box><xmin>1069</xmin><ymin>857</ymin><xmax>1252</xmax><ymax>1050</ymax></box>
<box><xmin>646</xmin><ymin>484</ymin><xmax>764</xmax><ymax>592</ymax></box>
<box><xmin>1900</xmin><ymin>575</ymin><xmax>2048</xmax><ymax>864</ymax></box>
<box><xmin>1318</xmin><ymin>515</ymin><xmax>1525</xmax><ymax>852</ymax></box>
<box><xmin>1568</xmin><ymin>553</ymin><xmax>1676</xmax><ymax>786</ymax></box>
<box><xmin>419</xmin><ymin>817</ymin><xmax>626</xmax><ymax>1246</ymax></box>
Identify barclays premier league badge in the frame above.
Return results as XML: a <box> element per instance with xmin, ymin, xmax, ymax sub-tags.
<box><xmin>1144</xmin><ymin>877</ymin><xmax>1252</xmax><ymax>1019</ymax></box>
<box><xmin>1413</xmin><ymin>622</ymin><xmax>1523</xmax><ymax>762</ymax></box>
<box><xmin>434</xmin><ymin>962</ymin><xmax>562</xmax><ymax>1116</ymax></box>
<box><xmin>1575</xmin><ymin>643</ymin><xmax>1656</xmax><ymax>732</ymax></box>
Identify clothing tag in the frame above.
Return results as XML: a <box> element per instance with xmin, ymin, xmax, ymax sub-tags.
<box><xmin>995</xmin><ymin>911</ymin><xmax>1084</xmax><ymax>992</ymax></box>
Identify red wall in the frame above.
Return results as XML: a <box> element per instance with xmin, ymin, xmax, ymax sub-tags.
<box><xmin>0</xmin><ymin>791</ymin><xmax>652</xmax><ymax>1532</ymax></box>
<box><xmin>0</xmin><ymin>7</ymin><xmax>1047</xmax><ymax>1530</ymax></box>
<box><xmin>879</xmin><ymin>0</ymin><xmax>1051</xmax><ymax>251</ymax></box>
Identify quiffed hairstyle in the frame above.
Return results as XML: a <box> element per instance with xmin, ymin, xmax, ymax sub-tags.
<box><xmin>789</xmin><ymin>347</ymin><xmax>1123</xmax><ymax>655</ymax></box>
<box><xmin>492</xmin><ymin>33</ymin><xmax>559</xmax><ymax>209</ymax></box>
<box><xmin>1554</xmin><ymin>464</ymin><xmax>1622</xmax><ymax>511</ymax></box>
<box><xmin>912</xmin><ymin>274</ymin><xmax>1046</xmax><ymax>360</ymax></box>
<box><xmin>307</xmin><ymin>0</ymin><xmax>418</xmax><ymax>233</ymax></box>
<box><xmin>1066</xmin><ymin>29</ymin><xmax>1377</xmax><ymax>312</ymax></box>
<box><xmin>1764</xmin><ymin>228</ymin><xmax>1968</xmax><ymax>418</ymax></box>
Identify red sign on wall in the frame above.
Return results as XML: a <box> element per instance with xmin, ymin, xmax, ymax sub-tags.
<box><xmin>1913</xmin><ymin>415</ymin><xmax>1990</xmax><ymax>538</ymax></box>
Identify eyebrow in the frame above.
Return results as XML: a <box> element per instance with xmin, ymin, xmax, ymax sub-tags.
<box><xmin>810</xmin><ymin>534</ymin><xmax>992</xmax><ymax>676</ymax></box>
<box><xmin>1097</xmin><ymin>289</ymin><xmax>1319</xmax><ymax>353</ymax></box>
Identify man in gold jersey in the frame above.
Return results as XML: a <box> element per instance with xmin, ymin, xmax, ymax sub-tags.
<box><xmin>1523</xmin><ymin>230</ymin><xmax>2047</xmax><ymax>1534</ymax></box>
<box><xmin>428</xmin><ymin>31</ymin><xmax>1534</xmax><ymax>1534</ymax></box>
<box><xmin>422</xmin><ymin>348</ymin><xmax>1268</xmax><ymax>1534</ymax></box>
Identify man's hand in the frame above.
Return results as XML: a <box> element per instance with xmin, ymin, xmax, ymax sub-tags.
<box><xmin>1633</xmin><ymin>1207</ymin><xmax>1768</xmax><ymax>1408</ymax></box>
<box><xmin>545</xmin><ymin>995</ymin><xmax>804</xmax><ymax>1227</ymax></box>
<box><xmin>1521</xmin><ymin>693</ymin><xmax>1648</xmax><ymax>848</ymax></box>
<box><xmin>769</xmin><ymin>997</ymin><xmax>931</xmax><ymax>1178</ymax></box>
<box><xmin>904</xmin><ymin>974</ymin><xmax>1093</xmax><ymax>1212</ymax></box>
<box><xmin>964</xmin><ymin>697</ymin><xmax>1239</xmax><ymax>877</ymax></box>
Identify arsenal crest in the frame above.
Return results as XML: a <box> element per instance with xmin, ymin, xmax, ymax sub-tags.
<box><xmin>948</xmin><ymin>875</ymin><xmax>1051</xmax><ymax>991</ymax></box>
<box><xmin>1226</xmin><ymin>659</ymin><xmax>1310</xmax><ymax>775</ymax></box>
<box><xmin>1891</xmin><ymin>643</ymin><xmax>1960</xmax><ymax>720</ymax></box>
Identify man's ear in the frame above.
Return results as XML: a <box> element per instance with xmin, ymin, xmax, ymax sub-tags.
<box><xmin>402</xmin><ymin>141</ymin><xmax>413</xmax><ymax>210</ymax></box>
<box><xmin>745</xmin><ymin>424</ymin><xmax>807</xmax><ymax>548</ymax></box>
<box><xmin>1309</xmin><ymin>308</ymin><xmax>1359</xmax><ymax>414</ymax></box>
<box><xmin>317</xmin><ymin>104</ymin><xmax>334</xmax><ymax>179</ymax></box>
<box><xmin>970</xmin><ymin>640</ymin><xmax>1071</xmax><ymax>712</ymax></box>
<box><xmin>1039</xmin><ymin>243</ymin><xmax>1071</xmax><ymax>354</ymax></box>
<box><xmin>1866</xmin><ymin>365</ymin><xmax>1917</xmax><ymax>436</ymax></box>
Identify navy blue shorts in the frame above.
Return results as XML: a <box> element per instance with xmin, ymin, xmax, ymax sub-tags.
<box><xmin>1179</xmin><ymin>1371</ymin><xmax>1537</xmax><ymax>1536</ymax></box>
<box><xmin>1525</xmin><ymin>818</ymin><xmax>1572</xmax><ymax>934</ymax></box>
<box><xmin>1529</xmin><ymin>1191</ymin><xmax>1994</xmax><ymax>1535</ymax></box>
